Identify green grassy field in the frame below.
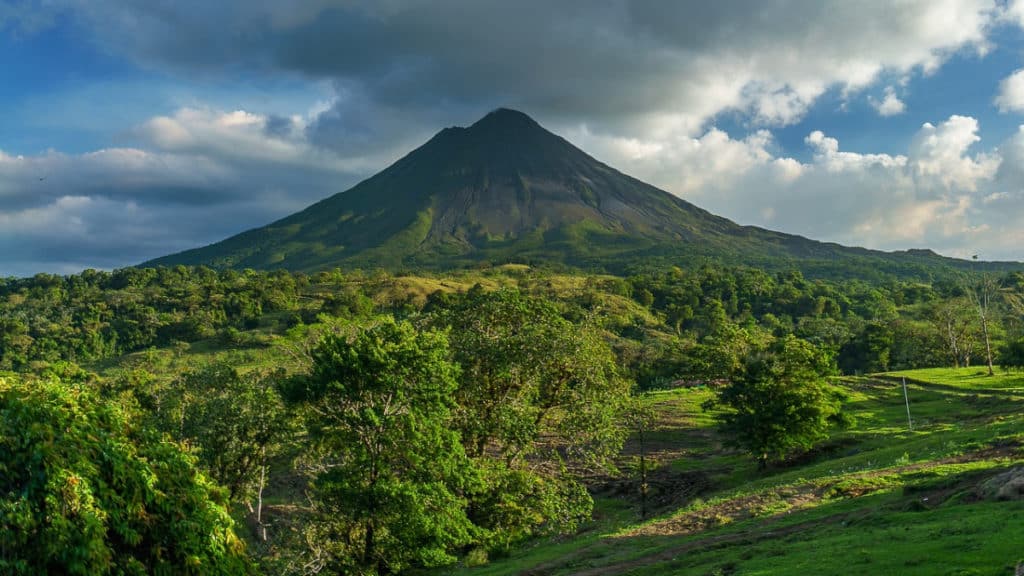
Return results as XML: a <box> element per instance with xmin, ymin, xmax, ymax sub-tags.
<box><xmin>449</xmin><ymin>370</ymin><xmax>1024</xmax><ymax>575</ymax></box>
<box><xmin>887</xmin><ymin>366</ymin><xmax>1024</xmax><ymax>392</ymax></box>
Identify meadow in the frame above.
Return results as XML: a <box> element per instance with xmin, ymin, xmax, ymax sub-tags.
<box><xmin>459</xmin><ymin>368</ymin><xmax>1024</xmax><ymax>575</ymax></box>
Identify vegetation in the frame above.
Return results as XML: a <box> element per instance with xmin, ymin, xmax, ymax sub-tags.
<box><xmin>6</xmin><ymin>108</ymin><xmax>1024</xmax><ymax>574</ymax></box>
<box><xmin>704</xmin><ymin>335</ymin><xmax>844</xmax><ymax>469</ymax></box>
<box><xmin>453</xmin><ymin>370</ymin><xmax>1024</xmax><ymax>576</ymax></box>
<box><xmin>0</xmin><ymin>375</ymin><xmax>251</xmax><ymax>575</ymax></box>
<box><xmin>288</xmin><ymin>319</ymin><xmax>476</xmax><ymax>574</ymax></box>
<box><xmin>2</xmin><ymin>259</ymin><xmax>1024</xmax><ymax>573</ymax></box>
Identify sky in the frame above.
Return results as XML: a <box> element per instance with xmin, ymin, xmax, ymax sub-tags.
<box><xmin>6</xmin><ymin>1</ymin><xmax>1024</xmax><ymax>276</ymax></box>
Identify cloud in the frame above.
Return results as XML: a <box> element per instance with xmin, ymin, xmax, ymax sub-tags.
<box><xmin>629</xmin><ymin>114</ymin><xmax>1014</xmax><ymax>258</ymax></box>
<box><xmin>134</xmin><ymin>107</ymin><xmax>381</xmax><ymax>173</ymax></box>
<box><xmin>995</xmin><ymin>68</ymin><xmax>1024</xmax><ymax>112</ymax></box>
<box><xmin>0</xmin><ymin>103</ymin><xmax>393</xmax><ymax>277</ymax></box>
<box><xmin>908</xmin><ymin>115</ymin><xmax>999</xmax><ymax>190</ymax></box>
<box><xmin>11</xmin><ymin>0</ymin><xmax>997</xmax><ymax>135</ymax></box>
<box><xmin>870</xmin><ymin>86</ymin><xmax>907</xmax><ymax>116</ymax></box>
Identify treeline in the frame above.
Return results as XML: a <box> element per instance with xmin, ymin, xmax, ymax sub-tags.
<box><xmin>3</xmin><ymin>264</ymin><xmax>1024</xmax><ymax>378</ymax></box>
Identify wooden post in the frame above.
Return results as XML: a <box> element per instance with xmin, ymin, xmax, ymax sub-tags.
<box><xmin>902</xmin><ymin>377</ymin><xmax>913</xmax><ymax>431</ymax></box>
<box><xmin>639</xmin><ymin>425</ymin><xmax>648</xmax><ymax>520</ymax></box>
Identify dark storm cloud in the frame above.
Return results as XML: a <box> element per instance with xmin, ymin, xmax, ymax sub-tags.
<box><xmin>60</xmin><ymin>1</ymin><xmax>991</xmax><ymax>129</ymax></box>
<box><xmin>263</xmin><ymin>115</ymin><xmax>297</xmax><ymax>139</ymax></box>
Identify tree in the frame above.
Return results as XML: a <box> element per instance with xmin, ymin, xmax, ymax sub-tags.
<box><xmin>0</xmin><ymin>375</ymin><xmax>250</xmax><ymax>575</ymax></box>
<box><xmin>427</xmin><ymin>288</ymin><xmax>631</xmax><ymax>547</ymax></box>
<box><xmin>704</xmin><ymin>336</ymin><xmax>843</xmax><ymax>469</ymax></box>
<box><xmin>837</xmin><ymin>321</ymin><xmax>893</xmax><ymax>374</ymax></box>
<box><xmin>964</xmin><ymin>272</ymin><xmax>1001</xmax><ymax>376</ymax></box>
<box><xmin>157</xmin><ymin>364</ymin><xmax>293</xmax><ymax>541</ymax></box>
<box><xmin>929</xmin><ymin>298</ymin><xmax>978</xmax><ymax>368</ymax></box>
<box><xmin>286</xmin><ymin>318</ymin><xmax>477</xmax><ymax>574</ymax></box>
<box><xmin>998</xmin><ymin>338</ymin><xmax>1024</xmax><ymax>371</ymax></box>
<box><xmin>432</xmin><ymin>287</ymin><xmax>630</xmax><ymax>468</ymax></box>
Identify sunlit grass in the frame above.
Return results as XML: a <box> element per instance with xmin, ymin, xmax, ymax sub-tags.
<box><xmin>456</xmin><ymin>368</ymin><xmax>1024</xmax><ymax>575</ymax></box>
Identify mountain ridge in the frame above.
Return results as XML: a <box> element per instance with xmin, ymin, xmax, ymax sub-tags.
<box><xmin>144</xmin><ymin>108</ymin><xmax>1019</xmax><ymax>278</ymax></box>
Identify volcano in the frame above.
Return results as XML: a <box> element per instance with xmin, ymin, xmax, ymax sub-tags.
<box><xmin>145</xmin><ymin>108</ymin><xmax>1009</xmax><ymax>277</ymax></box>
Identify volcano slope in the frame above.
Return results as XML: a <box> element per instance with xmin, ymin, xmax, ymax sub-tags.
<box><xmin>145</xmin><ymin>109</ymin><xmax>1018</xmax><ymax>280</ymax></box>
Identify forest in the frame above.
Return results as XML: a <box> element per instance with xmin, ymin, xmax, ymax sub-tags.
<box><xmin>2</xmin><ymin>262</ymin><xmax>1024</xmax><ymax>574</ymax></box>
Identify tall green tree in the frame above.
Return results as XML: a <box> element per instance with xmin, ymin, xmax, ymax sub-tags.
<box><xmin>155</xmin><ymin>364</ymin><xmax>293</xmax><ymax>542</ymax></box>
<box><xmin>429</xmin><ymin>288</ymin><xmax>631</xmax><ymax>548</ymax></box>
<box><xmin>704</xmin><ymin>336</ymin><xmax>842</xmax><ymax>469</ymax></box>
<box><xmin>0</xmin><ymin>375</ymin><xmax>250</xmax><ymax>575</ymax></box>
<box><xmin>433</xmin><ymin>287</ymin><xmax>631</xmax><ymax>468</ymax></box>
<box><xmin>286</xmin><ymin>318</ymin><xmax>477</xmax><ymax>574</ymax></box>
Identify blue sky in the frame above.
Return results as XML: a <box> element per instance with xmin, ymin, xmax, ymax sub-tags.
<box><xmin>4</xmin><ymin>0</ymin><xmax>1024</xmax><ymax>276</ymax></box>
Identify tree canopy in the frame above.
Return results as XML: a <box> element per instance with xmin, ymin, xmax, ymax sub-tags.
<box><xmin>704</xmin><ymin>336</ymin><xmax>844</xmax><ymax>468</ymax></box>
<box><xmin>0</xmin><ymin>375</ymin><xmax>251</xmax><ymax>575</ymax></box>
<box><xmin>286</xmin><ymin>318</ymin><xmax>477</xmax><ymax>574</ymax></box>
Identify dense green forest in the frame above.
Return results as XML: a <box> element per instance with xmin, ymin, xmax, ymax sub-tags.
<box><xmin>3</xmin><ymin>264</ymin><xmax>1023</xmax><ymax>378</ymax></box>
<box><xmin>3</xmin><ymin>262</ymin><xmax>1024</xmax><ymax>574</ymax></box>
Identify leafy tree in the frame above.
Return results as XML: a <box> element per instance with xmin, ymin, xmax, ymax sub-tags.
<box><xmin>163</xmin><ymin>365</ymin><xmax>291</xmax><ymax>500</ymax></box>
<box><xmin>838</xmin><ymin>321</ymin><xmax>893</xmax><ymax>374</ymax></box>
<box><xmin>930</xmin><ymin>298</ymin><xmax>978</xmax><ymax>368</ymax></box>
<box><xmin>150</xmin><ymin>363</ymin><xmax>293</xmax><ymax>543</ymax></box>
<box><xmin>432</xmin><ymin>287</ymin><xmax>631</xmax><ymax>468</ymax></box>
<box><xmin>998</xmin><ymin>338</ymin><xmax>1024</xmax><ymax>371</ymax></box>
<box><xmin>704</xmin><ymin>336</ymin><xmax>842</xmax><ymax>469</ymax></box>
<box><xmin>0</xmin><ymin>375</ymin><xmax>250</xmax><ymax>575</ymax></box>
<box><xmin>428</xmin><ymin>288</ymin><xmax>631</xmax><ymax>548</ymax></box>
<box><xmin>286</xmin><ymin>318</ymin><xmax>477</xmax><ymax>574</ymax></box>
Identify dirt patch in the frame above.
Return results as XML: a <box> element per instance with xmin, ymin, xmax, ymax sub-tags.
<box><xmin>594</xmin><ymin>467</ymin><xmax>711</xmax><ymax>516</ymax></box>
<box><xmin>524</xmin><ymin>510</ymin><xmax>859</xmax><ymax>576</ymax></box>
<box><xmin>624</xmin><ymin>483</ymin><xmax>821</xmax><ymax>538</ymax></box>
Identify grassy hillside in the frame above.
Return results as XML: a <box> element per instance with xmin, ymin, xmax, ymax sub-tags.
<box><xmin>454</xmin><ymin>369</ymin><xmax>1024</xmax><ymax>575</ymax></box>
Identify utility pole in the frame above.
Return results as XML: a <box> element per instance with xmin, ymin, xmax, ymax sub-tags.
<box><xmin>639</xmin><ymin>424</ymin><xmax>648</xmax><ymax>520</ymax></box>
<box><xmin>902</xmin><ymin>377</ymin><xmax>913</xmax><ymax>431</ymax></box>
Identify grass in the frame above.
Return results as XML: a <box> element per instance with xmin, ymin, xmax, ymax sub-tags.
<box><xmin>450</xmin><ymin>368</ymin><xmax>1024</xmax><ymax>575</ymax></box>
<box><xmin>885</xmin><ymin>366</ymin><xmax>1024</xmax><ymax>391</ymax></box>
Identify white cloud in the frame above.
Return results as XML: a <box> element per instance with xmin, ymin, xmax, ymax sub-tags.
<box><xmin>134</xmin><ymin>107</ymin><xmax>386</xmax><ymax>173</ymax></box>
<box><xmin>579</xmin><ymin>114</ymin><xmax>1019</xmax><ymax>259</ymax></box>
<box><xmin>908</xmin><ymin>115</ymin><xmax>999</xmax><ymax>191</ymax></box>
<box><xmin>1001</xmin><ymin>0</ymin><xmax>1024</xmax><ymax>27</ymax></box>
<box><xmin>0</xmin><ymin>103</ymin><xmax>395</xmax><ymax>276</ymax></box>
<box><xmin>805</xmin><ymin>130</ymin><xmax>907</xmax><ymax>171</ymax></box>
<box><xmin>995</xmin><ymin>68</ymin><xmax>1024</xmax><ymax>112</ymax></box>
<box><xmin>870</xmin><ymin>86</ymin><xmax>907</xmax><ymax>116</ymax></box>
<box><xmin>565</xmin><ymin>124</ymin><xmax>780</xmax><ymax>198</ymax></box>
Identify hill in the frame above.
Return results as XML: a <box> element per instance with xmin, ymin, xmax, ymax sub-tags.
<box><xmin>145</xmin><ymin>109</ymin><xmax>1019</xmax><ymax>279</ymax></box>
<box><xmin>457</xmin><ymin>368</ymin><xmax>1024</xmax><ymax>575</ymax></box>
